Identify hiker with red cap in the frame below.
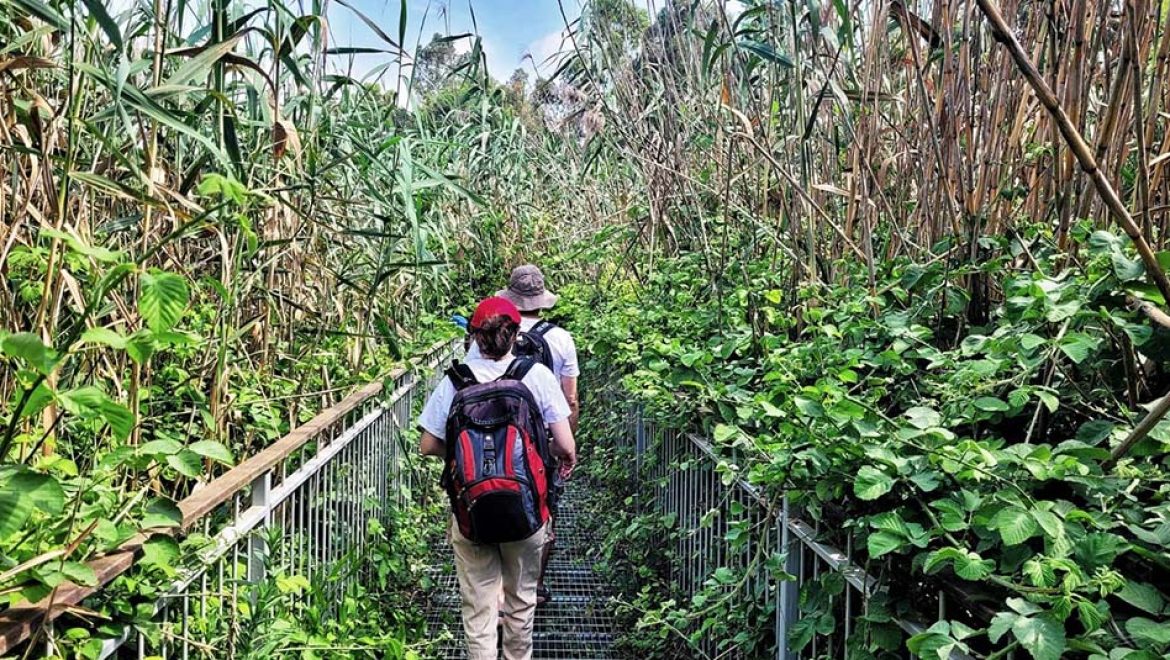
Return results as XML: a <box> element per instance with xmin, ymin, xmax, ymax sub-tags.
<box><xmin>467</xmin><ymin>265</ymin><xmax>581</xmax><ymax>605</ymax></box>
<box><xmin>463</xmin><ymin>265</ymin><xmax>577</xmax><ymax>603</ymax></box>
<box><xmin>418</xmin><ymin>296</ymin><xmax>577</xmax><ymax>660</ymax></box>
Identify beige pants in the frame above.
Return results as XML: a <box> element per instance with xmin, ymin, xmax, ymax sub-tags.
<box><xmin>450</xmin><ymin>517</ymin><xmax>547</xmax><ymax>660</ymax></box>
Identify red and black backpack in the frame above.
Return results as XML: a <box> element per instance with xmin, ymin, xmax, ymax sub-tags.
<box><xmin>440</xmin><ymin>358</ymin><xmax>552</xmax><ymax>544</ymax></box>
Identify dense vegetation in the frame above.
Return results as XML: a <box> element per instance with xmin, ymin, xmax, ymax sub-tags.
<box><xmin>3</xmin><ymin>0</ymin><xmax>1170</xmax><ymax>657</ymax></box>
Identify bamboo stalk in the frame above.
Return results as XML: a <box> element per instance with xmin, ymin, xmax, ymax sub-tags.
<box><xmin>975</xmin><ymin>0</ymin><xmax>1170</xmax><ymax>306</ymax></box>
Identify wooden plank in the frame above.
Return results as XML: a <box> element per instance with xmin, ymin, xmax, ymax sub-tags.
<box><xmin>177</xmin><ymin>381</ymin><xmax>383</xmax><ymax>528</ymax></box>
<box><xmin>0</xmin><ymin>338</ymin><xmax>457</xmax><ymax>655</ymax></box>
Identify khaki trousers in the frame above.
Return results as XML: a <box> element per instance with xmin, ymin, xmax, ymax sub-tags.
<box><xmin>450</xmin><ymin>517</ymin><xmax>547</xmax><ymax>660</ymax></box>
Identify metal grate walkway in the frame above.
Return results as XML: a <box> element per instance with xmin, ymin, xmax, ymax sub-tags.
<box><xmin>424</xmin><ymin>482</ymin><xmax>619</xmax><ymax>659</ymax></box>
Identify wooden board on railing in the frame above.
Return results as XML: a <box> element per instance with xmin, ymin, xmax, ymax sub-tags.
<box><xmin>0</xmin><ymin>337</ymin><xmax>458</xmax><ymax>655</ymax></box>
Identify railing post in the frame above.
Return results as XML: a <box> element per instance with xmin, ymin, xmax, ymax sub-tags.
<box><xmin>248</xmin><ymin>470</ymin><xmax>272</xmax><ymax>583</ymax></box>
<box><xmin>634</xmin><ymin>404</ymin><xmax>646</xmax><ymax>470</ymax></box>
<box><xmin>776</xmin><ymin>494</ymin><xmax>799</xmax><ymax>660</ymax></box>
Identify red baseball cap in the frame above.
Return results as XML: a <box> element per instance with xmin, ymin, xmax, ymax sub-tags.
<box><xmin>469</xmin><ymin>296</ymin><xmax>521</xmax><ymax>330</ymax></box>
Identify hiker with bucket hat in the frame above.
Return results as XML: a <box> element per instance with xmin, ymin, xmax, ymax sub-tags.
<box><xmin>468</xmin><ymin>265</ymin><xmax>579</xmax><ymax>606</ymax></box>
<box><xmin>418</xmin><ymin>296</ymin><xmax>577</xmax><ymax>660</ymax></box>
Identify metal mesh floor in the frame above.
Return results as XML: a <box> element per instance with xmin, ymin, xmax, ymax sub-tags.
<box><xmin>423</xmin><ymin>483</ymin><xmax>619</xmax><ymax>659</ymax></box>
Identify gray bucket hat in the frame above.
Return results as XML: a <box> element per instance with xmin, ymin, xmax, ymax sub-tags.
<box><xmin>497</xmin><ymin>265</ymin><xmax>558</xmax><ymax>312</ymax></box>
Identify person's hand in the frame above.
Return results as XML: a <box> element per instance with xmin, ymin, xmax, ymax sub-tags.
<box><xmin>558</xmin><ymin>453</ymin><xmax>577</xmax><ymax>480</ymax></box>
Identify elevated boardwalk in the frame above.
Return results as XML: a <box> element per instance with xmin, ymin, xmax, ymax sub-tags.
<box><xmin>425</xmin><ymin>483</ymin><xmax>620</xmax><ymax>659</ymax></box>
<box><xmin>0</xmin><ymin>337</ymin><xmax>952</xmax><ymax>659</ymax></box>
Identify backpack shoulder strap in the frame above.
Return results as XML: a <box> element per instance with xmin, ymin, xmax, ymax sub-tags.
<box><xmin>501</xmin><ymin>358</ymin><xmax>536</xmax><ymax>382</ymax></box>
<box><xmin>530</xmin><ymin>320</ymin><xmax>556</xmax><ymax>337</ymax></box>
<box><xmin>446</xmin><ymin>362</ymin><xmax>478</xmax><ymax>391</ymax></box>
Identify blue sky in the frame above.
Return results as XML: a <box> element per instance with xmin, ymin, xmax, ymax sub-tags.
<box><xmin>327</xmin><ymin>0</ymin><xmax>586</xmax><ymax>83</ymax></box>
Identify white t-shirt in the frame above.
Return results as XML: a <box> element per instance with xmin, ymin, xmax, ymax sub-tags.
<box><xmin>417</xmin><ymin>353</ymin><xmax>571</xmax><ymax>441</ymax></box>
<box><xmin>466</xmin><ymin>317</ymin><xmax>580</xmax><ymax>379</ymax></box>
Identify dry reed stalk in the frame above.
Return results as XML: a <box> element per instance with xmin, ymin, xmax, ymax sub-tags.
<box><xmin>976</xmin><ymin>0</ymin><xmax>1170</xmax><ymax>304</ymax></box>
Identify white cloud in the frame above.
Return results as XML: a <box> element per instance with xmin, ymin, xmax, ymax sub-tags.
<box><xmin>523</xmin><ymin>27</ymin><xmax>574</xmax><ymax>78</ymax></box>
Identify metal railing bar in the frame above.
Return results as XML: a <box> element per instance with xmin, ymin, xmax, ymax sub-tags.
<box><xmin>151</xmin><ymin>405</ymin><xmax>385</xmax><ymax>603</ymax></box>
<box><xmin>649</xmin><ymin>420</ymin><xmax>974</xmax><ymax>660</ymax></box>
<box><xmin>0</xmin><ymin>338</ymin><xmax>458</xmax><ymax>656</ymax></box>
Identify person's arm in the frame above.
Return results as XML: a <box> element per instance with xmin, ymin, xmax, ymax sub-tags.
<box><xmin>548</xmin><ymin>419</ymin><xmax>577</xmax><ymax>479</ymax></box>
<box><xmin>416</xmin><ymin>377</ymin><xmax>453</xmax><ymax>458</ymax></box>
<box><xmin>561</xmin><ymin>376</ymin><xmax>579</xmax><ymax>433</ymax></box>
<box><xmin>420</xmin><ymin>430</ymin><xmax>445</xmax><ymax>457</ymax></box>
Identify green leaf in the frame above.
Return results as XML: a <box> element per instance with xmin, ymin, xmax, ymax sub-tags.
<box><xmin>1076</xmin><ymin>420</ymin><xmax>1114</xmax><ymax>445</ymax></box>
<box><xmin>1058</xmin><ymin>333</ymin><xmax>1100</xmax><ymax>364</ymax></box>
<box><xmin>79</xmin><ymin>0</ymin><xmax>123</xmax><ymax>50</ymax></box>
<box><xmin>58</xmin><ymin>385</ymin><xmax>107</xmax><ymax>414</ymax></box>
<box><xmin>187</xmin><ymin>441</ymin><xmax>234</xmax><ymax>466</ymax></box>
<box><xmin>1076</xmin><ymin>600</ymin><xmax>1106</xmax><ymax>633</ymax></box>
<box><xmin>1031</xmin><ymin>509</ymin><xmax>1064</xmax><ymax>541</ymax></box>
<box><xmin>988</xmin><ymin>611</ymin><xmax>1015</xmax><ymax>643</ymax></box>
<box><xmin>867</xmin><ymin>530</ymin><xmax>904</xmax><ymax>557</ymax></box>
<box><xmin>10</xmin><ymin>0</ymin><xmax>68</xmax><ymax>29</ymax></box>
<box><xmin>59</xmin><ymin>561</ymin><xmax>97</xmax><ymax>587</ymax></box>
<box><xmin>1</xmin><ymin>332</ymin><xmax>58</xmax><ymax>375</ymax></box>
<box><xmin>140</xmin><ymin>535</ymin><xmax>180</xmax><ymax>570</ymax></box>
<box><xmin>15</xmin><ymin>382</ymin><xmax>54</xmax><ymax>420</ymax></box>
<box><xmin>163</xmin><ymin>33</ymin><xmax>246</xmax><ymax>89</ymax></box>
<box><xmin>100</xmin><ymin>400</ymin><xmax>134</xmax><ymax>441</ymax></box>
<box><xmin>138</xmin><ymin>439</ymin><xmax>183</xmax><ymax>456</ymax></box>
<box><xmin>952</xmin><ymin>551</ymin><xmax>995</xmax><ymax>580</ymax></box>
<box><xmin>1125</xmin><ymin>618</ymin><xmax>1170</xmax><ymax>646</ymax></box>
<box><xmin>905</xmin><ymin>406</ymin><xmax>941</xmax><ymax>430</ymax></box>
<box><xmin>79</xmin><ymin>327</ymin><xmax>128</xmax><ymax>350</ymax></box>
<box><xmin>0</xmin><ymin>489</ymin><xmax>33</xmax><ymax>540</ymax></box>
<box><xmin>126</xmin><ymin>333</ymin><xmax>156</xmax><ymax>365</ymax></box>
<box><xmin>1116</xmin><ymin>581</ymin><xmax>1165</xmax><ymax>615</ymax></box>
<box><xmin>713</xmin><ymin>424</ymin><xmax>738</xmax><ymax>443</ymax></box>
<box><xmin>39</xmin><ymin>228</ymin><xmax>123</xmax><ymax>262</ymax></box>
<box><xmin>793</xmin><ymin>396</ymin><xmax>824</xmax><ymax>418</ymax></box>
<box><xmin>7</xmin><ymin>471</ymin><xmax>65</xmax><ymax>515</ymax></box>
<box><xmin>140</xmin><ymin>498</ymin><xmax>183</xmax><ymax>530</ymax></box>
<box><xmin>138</xmin><ymin>271</ymin><xmax>189</xmax><ymax>332</ymax></box>
<box><xmin>1111</xmin><ymin>252</ymin><xmax>1144</xmax><ymax>281</ymax></box>
<box><xmin>738</xmin><ymin>39</ymin><xmax>794</xmax><ymax>67</ymax></box>
<box><xmin>973</xmin><ymin>396</ymin><xmax>1010</xmax><ymax>412</ymax></box>
<box><xmin>166</xmin><ymin>451</ymin><xmax>203</xmax><ymax>478</ymax></box>
<box><xmin>1012</xmin><ymin>615</ymin><xmax>1066</xmax><ymax>660</ymax></box>
<box><xmin>993</xmin><ymin>506</ymin><xmax>1039</xmax><ymax>546</ymax></box>
<box><xmin>854</xmin><ymin>466</ymin><xmax>894</xmax><ymax>500</ymax></box>
<box><xmin>61</xmin><ymin>387</ymin><xmax>135</xmax><ymax>441</ymax></box>
<box><xmin>925</xmin><ymin>547</ymin><xmax>994</xmax><ymax>580</ymax></box>
<box><xmin>1036</xmin><ymin>390</ymin><xmax>1059</xmax><ymax>413</ymax></box>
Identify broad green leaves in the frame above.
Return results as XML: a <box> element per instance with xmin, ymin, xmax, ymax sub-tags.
<box><xmin>188</xmin><ymin>441</ymin><xmax>234</xmax><ymax>465</ymax></box>
<box><xmin>867</xmin><ymin>511</ymin><xmax>929</xmax><ymax>557</ymax></box>
<box><xmin>141</xmin><ymin>498</ymin><xmax>183</xmax><ymax>530</ymax></box>
<box><xmin>924</xmin><ymin>547</ymin><xmax>995</xmax><ymax>581</ymax></box>
<box><xmin>58</xmin><ymin>386</ymin><xmax>135</xmax><ymax>441</ymax></box>
<box><xmin>907</xmin><ymin>620</ymin><xmax>975</xmax><ymax>659</ymax></box>
<box><xmin>1117</xmin><ymin>581</ymin><xmax>1166</xmax><ymax>615</ymax></box>
<box><xmin>904</xmin><ymin>406</ymin><xmax>941</xmax><ymax>429</ymax></box>
<box><xmin>1</xmin><ymin>332</ymin><xmax>58</xmax><ymax>375</ymax></box>
<box><xmin>140</xmin><ymin>535</ymin><xmax>180</xmax><ymax>573</ymax></box>
<box><xmin>854</xmin><ymin>465</ymin><xmax>893</xmax><ymax>500</ymax></box>
<box><xmin>0</xmin><ymin>470</ymin><xmax>65</xmax><ymax>539</ymax></box>
<box><xmin>989</xmin><ymin>599</ymin><xmax>1067</xmax><ymax>660</ymax></box>
<box><xmin>1126</xmin><ymin>618</ymin><xmax>1170</xmax><ymax>646</ymax></box>
<box><xmin>138</xmin><ymin>270</ymin><xmax>190</xmax><ymax>333</ymax></box>
<box><xmin>991</xmin><ymin>506</ymin><xmax>1040</xmax><ymax>546</ymax></box>
<box><xmin>1058</xmin><ymin>333</ymin><xmax>1101</xmax><ymax>364</ymax></box>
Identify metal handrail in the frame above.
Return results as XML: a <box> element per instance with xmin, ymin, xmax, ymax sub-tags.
<box><xmin>0</xmin><ymin>337</ymin><xmax>459</xmax><ymax>655</ymax></box>
<box><xmin>629</xmin><ymin>408</ymin><xmax>971</xmax><ymax>660</ymax></box>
